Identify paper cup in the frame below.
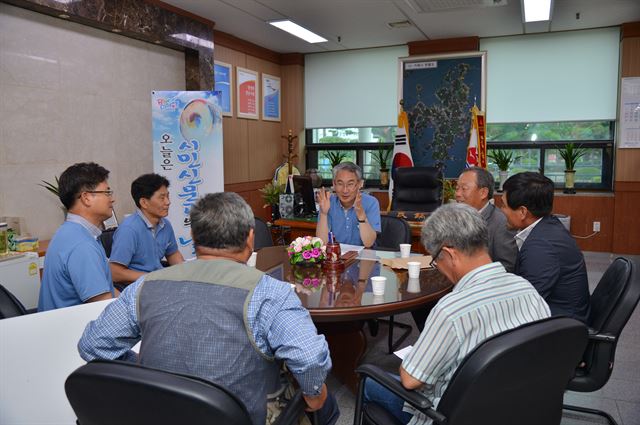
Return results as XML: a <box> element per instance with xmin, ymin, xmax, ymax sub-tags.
<box><xmin>372</xmin><ymin>294</ymin><xmax>385</xmax><ymax>305</ymax></box>
<box><xmin>371</xmin><ymin>276</ymin><xmax>387</xmax><ymax>296</ymax></box>
<box><xmin>399</xmin><ymin>243</ymin><xmax>411</xmax><ymax>258</ymax></box>
<box><xmin>247</xmin><ymin>252</ymin><xmax>257</xmax><ymax>267</ymax></box>
<box><xmin>407</xmin><ymin>277</ymin><xmax>421</xmax><ymax>293</ymax></box>
<box><xmin>407</xmin><ymin>261</ymin><xmax>421</xmax><ymax>279</ymax></box>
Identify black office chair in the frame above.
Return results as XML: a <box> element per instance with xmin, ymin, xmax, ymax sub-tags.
<box><xmin>98</xmin><ymin>228</ymin><xmax>116</xmax><ymax>258</ymax></box>
<box><xmin>563</xmin><ymin>257</ymin><xmax>640</xmax><ymax>425</ymax></box>
<box><xmin>254</xmin><ymin>217</ymin><xmax>274</xmax><ymax>251</ymax></box>
<box><xmin>390</xmin><ymin>167</ymin><xmax>442</xmax><ymax>212</ymax></box>
<box><xmin>374</xmin><ymin>216</ymin><xmax>414</xmax><ymax>353</ymax></box>
<box><xmin>0</xmin><ymin>284</ymin><xmax>28</xmax><ymax>319</ymax></box>
<box><xmin>65</xmin><ymin>359</ymin><xmax>309</xmax><ymax>425</ymax></box>
<box><xmin>354</xmin><ymin>317</ymin><xmax>588</xmax><ymax>425</ymax></box>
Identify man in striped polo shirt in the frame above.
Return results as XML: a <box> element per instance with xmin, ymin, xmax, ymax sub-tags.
<box><xmin>363</xmin><ymin>203</ymin><xmax>550</xmax><ymax>425</ymax></box>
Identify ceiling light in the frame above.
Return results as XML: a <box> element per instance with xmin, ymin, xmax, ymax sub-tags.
<box><xmin>522</xmin><ymin>0</ymin><xmax>553</xmax><ymax>22</ymax></box>
<box><xmin>268</xmin><ymin>20</ymin><xmax>327</xmax><ymax>43</ymax></box>
<box><xmin>387</xmin><ymin>20</ymin><xmax>413</xmax><ymax>29</ymax></box>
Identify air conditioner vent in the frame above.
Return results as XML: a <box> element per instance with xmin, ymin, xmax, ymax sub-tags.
<box><xmin>404</xmin><ymin>0</ymin><xmax>507</xmax><ymax>14</ymax></box>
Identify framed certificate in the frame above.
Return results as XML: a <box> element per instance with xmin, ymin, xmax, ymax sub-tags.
<box><xmin>262</xmin><ymin>73</ymin><xmax>281</xmax><ymax>122</ymax></box>
<box><xmin>236</xmin><ymin>67</ymin><xmax>259</xmax><ymax>119</ymax></box>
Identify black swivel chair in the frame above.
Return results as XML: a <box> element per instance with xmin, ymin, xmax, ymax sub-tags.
<box><xmin>354</xmin><ymin>317</ymin><xmax>588</xmax><ymax>425</ymax></box>
<box><xmin>374</xmin><ymin>216</ymin><xmax>414</xmax><ymax>353</ymax></box>
<box><xmin>254</xmin><ymin>217</ymin><xmax>274</xmax><ymax>251</ymax></box>
<box><xmin>390</xmin><ymin>167</ymin><xmax>442</xmax><ymax>213</ymax></box>
<box><xmin>98</xmin><ymin>228</ymin><xmax>116</xmax><ymax>258</ymax></box>
<box><xmin>65</xmin><ymin>359</ymin><xmax>310</xmax><ymax>425</ymax></box>
<box><xmin>563</xmin><ymin>257</ymin><xmax>640</xmax><ymax>425</ymax></box>
<box><xmin>0</xmin><ymin>284</ymin><xmax>28</xmax><ymax>319</ymax></box>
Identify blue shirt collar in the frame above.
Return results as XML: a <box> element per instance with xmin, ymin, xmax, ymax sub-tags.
<box><xmin>136</xmin><ymin>209</ymin><xmax>165</xmax><ymax>230</ymax></box>
<box><xmin>66</xmin><ymin>213</ymin><xmax>103</xmax><ymax>239</ymax></box>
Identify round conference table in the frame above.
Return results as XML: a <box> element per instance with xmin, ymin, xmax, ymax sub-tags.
<box><xmin>255</xmin><ymin>246</ymin><xmax>453</xmax><ymax>391</ymax></box>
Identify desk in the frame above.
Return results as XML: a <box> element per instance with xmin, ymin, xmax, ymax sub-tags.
<box><xmin>256</xmin><ymin>246</ymin><xmax>452</xmax><ymax>390</ymax></box>
<box><xmin>274</xmin><ymin>218</ymin><xmax>427</xmax><ymax>253</ymax></box>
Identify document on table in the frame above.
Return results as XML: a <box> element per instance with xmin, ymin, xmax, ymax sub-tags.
<box><xmin>394</xmin><ymin>345</ymin><xmax>413</xmax><ymax>360</ymax></box>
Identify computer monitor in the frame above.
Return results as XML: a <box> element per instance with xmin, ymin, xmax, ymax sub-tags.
<box><xmin>292</xmin><ymin>175</ymin><xmax>317</xmax><ymax>217</ymax></box>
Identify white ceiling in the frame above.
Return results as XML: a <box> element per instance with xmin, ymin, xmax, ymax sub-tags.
<box><xmin>164</xmin><ymin>0</ymin><xmax>640</xmax><ymax>54</ymax></box>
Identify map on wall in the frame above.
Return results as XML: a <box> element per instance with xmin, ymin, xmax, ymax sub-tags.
<box><xmin>400</xmin><ymin>52</ymin><xmax>485</xmax><ymax>178</ymax></box>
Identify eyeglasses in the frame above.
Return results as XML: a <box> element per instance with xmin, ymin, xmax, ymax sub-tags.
<box><xmin>334</xmin><ymin>181</ymin><xmax>358</xmax><ymax>191</ymax></box>
<box><xmin>429</xmin><ymin>245</ymin><xmax>445</xmax><ymax>269</ymax></box>
<box><xmin>85</xmin><ymin>190</ymin><xmax>114</xmax><ymax>197</ymax></box>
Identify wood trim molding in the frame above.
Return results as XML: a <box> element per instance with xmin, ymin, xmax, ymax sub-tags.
<box><xmin>615</xmin><ymin>181</ymin><xmax>640</xmax><ymax>192</ymax></box>
<box><xmin>280</xmin><ymin>53</ymin><xmax>305</xmax><ymax>66</ymax></box>
<box><xmin>408</xmin><ymin>36</ymin><xmax>479</xmax><ymax>56</ymax></box>
<box><xmin>621</xmin><ymin>22</ymin><xmax>640</xmax><ymax>39</ymax></box>
<box><xmin>214</xmin><ymin>30</ymin><xmax>281</xmax><ymax>64</ymax></box>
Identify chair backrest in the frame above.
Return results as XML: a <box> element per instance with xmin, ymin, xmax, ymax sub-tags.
<box><xmin>254</xmin><ymin>217</ymin><xmax>274</xmax><ymax>251</ymax></box>
<box><xmin>436</xmin><ymin>317</ymin><xmax>587</xmax><ymax>425</ymax></box>
<box><xmin>569</xmin><ymin>257</ymin><xmax>640</xmax><ymax>392</ymax></box>
<box><xmin>376</xmin><ymin>216</ymin><xmax>412</xmax><ymax>251</ymax></box>
<box><xmin>65</xmin><ymin>360</ymin><xmax>253</xmax><ymax>425</ymax></box>
<box><xmin>0</xmin><ymin>284</ymin><xmax>27</xmax><ymax>319</ymax></box>
<box><xmin>98</xmin><ymin>228</ymin><xmax>116</xmax><ymax>258</ymax></box>
<box><xmin>391</xmin><ymin>167</ymin><xmax>442</xmax><ymax>212</ymax></box>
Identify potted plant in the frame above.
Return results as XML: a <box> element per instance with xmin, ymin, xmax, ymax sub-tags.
<box><xmin>488</xmin><ymin>149</ymin><xmax>519</xmax><ymax>192</ymax></box>
<box><xmin>372</xmin><ymin>146</ymin><xmax>392</xmax><ymax>189</ymax></box>
<box><xmin>259</xmin><ymin>182</ymin><xmax>284</xmax><ymax>221</ymax></box>
<box><xmin>442</xmin><ymin>179</ymin><xmax>457</xmax><ymax>203</ymax></box>
<box><xmin>558</xmin><ymin>143</ymin><xmax>586</xmax><ymax>194</ymax></box>
<box><xmin>323</xmin><ymin>151</ymin><xmax>348</xmax><ymax>169</ymax></box>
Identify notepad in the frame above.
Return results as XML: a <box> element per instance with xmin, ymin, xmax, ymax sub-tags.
<box><xmin>394</xmin><ymin>345</ymin><xmax>413</xmax><ymax>360</ymax></box>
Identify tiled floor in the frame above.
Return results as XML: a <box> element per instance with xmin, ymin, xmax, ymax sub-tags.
<box><xmin>328</xmin><ymin>251</ymin><xmax>640</xmax><ymax>425</ymax></box>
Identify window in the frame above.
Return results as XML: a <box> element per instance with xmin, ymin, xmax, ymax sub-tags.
<box><xmin>486</xmin><ymin>121</ymin><xmax>614</xmax><ymax>190</ymax></box>
<box><xmin>306</xmin><ymin>126</ymin><xmax>395</xmax><ymax>185</ymax></box>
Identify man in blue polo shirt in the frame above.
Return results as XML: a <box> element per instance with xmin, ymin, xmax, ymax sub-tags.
<box><xmin>109</xmin><ymin>173</ymin><xmax>184</xmax><ymax>286</ymax></box>
<box><xmin>38</xmin><ymin>162</ymin><xmax>117</xmax><ymax>311</ymax></box>
<box><xmin>316</xmin><ymin>162</ymin><xmax>381</xmax><ymax>248</ymax></box>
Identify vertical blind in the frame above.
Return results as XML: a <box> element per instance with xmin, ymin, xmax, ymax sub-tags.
<box><xmin>305</xmin><ymin>45</ymin><xmax>408</xmax><ymax>129</ymax></box>
<box><xmin>480</xmin><ymin>27</ymin><xmax>620</xmax><ymax>123</ymax></box>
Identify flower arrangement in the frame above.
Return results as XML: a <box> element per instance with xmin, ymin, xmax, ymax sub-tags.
<box><xmin>287</xmin><ymin>236</ymin><xmax>326</xmax><ymax>265</ymax></box>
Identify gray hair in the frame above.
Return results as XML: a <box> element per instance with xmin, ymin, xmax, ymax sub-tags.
<box><xmin>421</xmin><ymin>203</ymin><xmax>488</xmax><ymax>256</ymax></box>
<box><xmin>332</xmin><ymin>161</ymin><xmax>362</xmax><ymax>181</ymax></box>
<box><xmin>190</xmin><ymin>192</ymin><xmax>254</xmax><ymax>252</ymax></box>
<box><xmin>461</xmin><ymin>167</ymin><xmax>495</xmax><ymax>198</ymax></box>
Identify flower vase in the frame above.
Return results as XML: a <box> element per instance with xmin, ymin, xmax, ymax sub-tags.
<box><xmin>564</xmin><ymin>170</ymin><xmax>576</xmax><ymax>194</ymax></box>
<box><xmin>379</xmin><ymin>168</ymin><xmax>389</xmax><ymax>189</ymax></box>
<box><xmin>498</xmin><ymin>170</ymin><xmax>508</xmax><ymax>192</ymax></box>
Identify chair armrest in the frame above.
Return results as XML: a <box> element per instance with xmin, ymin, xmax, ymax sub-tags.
<box><xmin>356</xmin><ymin>364</ymin><xmax>446</xmax><ymax>424</ymax></box>
<box><xmin>587</xmin><ymin>328</ymin><xmax>617</xmax><ymax>343</ymax></box>
<box><xmin>273</xmin><ymin>389</ymin><xmax>314</xmax><ymax>425</ymax></box>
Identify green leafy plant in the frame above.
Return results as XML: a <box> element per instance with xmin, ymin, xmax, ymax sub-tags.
<box><xmin>488</xmin><ymin>149</ymin><xmax>520</xmax><ymax>171</ymax></box>
<box><xmin>39</xmin><ymin>176</ymin><xmax>60</xmax><ymax>197</ymax></box>
<box><xmin>558</xmin><ymin>143</ymin><xmax>587</xmax><ymax>171</ymax></box>
<box><xmin>372</xmin><ymin>146</ymin><xmax>392</xmax><ymax>169</ymax></box>
<box><xmin>323</xmin><ymin>151</ymin><xmax>349</xmax><ymax>168</ymax></box>
<box><xmin>442</xmin><ymin>179</ymin><xmax>457</xmax><ymax>202</ymax></box>
<box><xmin>259</xmin><ymin>182</ymin><xmax>284</xmax><ymax>208</ymax></box>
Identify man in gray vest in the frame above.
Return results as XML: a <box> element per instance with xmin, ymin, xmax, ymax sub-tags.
<box><xmin>78</xmin><ymin>192</ymin><xmax>338</xmax><ymax>425</ymax></box>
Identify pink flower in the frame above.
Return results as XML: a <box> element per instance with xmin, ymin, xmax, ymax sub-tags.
<box><xmin>311</xmin><ymin>278</ymin><xmax>319</xmax><ymax>287</ymax></box>
<box><xmin>303</xmin><ymin>278</ymin><xmax>311</xmax><ymax>286</ymax></box>
<box><xmin>302</xmin><ymin>250</ymin><xmax>312</xmax><ymax>260</ymax></box>
<box><xmin>294</xmin><ymin>244</ymin><xmax>302</xmax><ymax>253</ymax></box>
<box><xmin>311</xmin><ymin>248</ymin><xmax>320</xmax><ymax>258</ymax></box>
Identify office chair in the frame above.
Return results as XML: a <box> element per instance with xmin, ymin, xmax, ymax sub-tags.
<box><xmin>390</xmin><ymin>167</ymin><xmax>442</xmax><ymax>213</ymax></box>
<box><xmin>563</xmin><ymin>257</ymin><xmax>640</xmax><ymax>425</ymax></box>
<box><xmin>65</xmin><ymin>359</ymin><xmax>310</xmax><ymax>425</ymax></box>
<box><xmin>374</xmin><ymin>216</ymin><xmax>414</xmax><ymax>353</ymax></box>
<box><xmin>0</xmin><ymin>283</ymin><xmax>28</xmax><ymax>319</ymax></box>
<box><xmin>254</xmin><ymin>217</ymin><xmax>274</xmax><ymax>251</ymax></box>
<box><xmin>354</xmin><ymin>317</ymin><xmax>588</xmax><ymax>425</ymax></box>
<box><xmin>98</xmin><ymin>228</ymin><xmax>116</xmax><ymax>258</ymax></box>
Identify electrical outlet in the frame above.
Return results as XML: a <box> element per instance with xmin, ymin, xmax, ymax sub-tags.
<box><xmin>593</xmin><ymin>221</ymin><xmax>601</xmax><ymax>232</ymax></box>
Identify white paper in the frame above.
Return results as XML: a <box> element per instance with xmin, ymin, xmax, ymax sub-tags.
<box><xmin>620</xmin><ymin>77</ymin><xmax>640</xmax><ymax>148</ymax></box>
<box><xmin>394</xmin><ymin>345</ymin><xmax>413</xmax><ymax>360</ymax></box>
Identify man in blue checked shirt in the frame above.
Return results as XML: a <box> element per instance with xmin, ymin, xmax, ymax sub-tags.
<box><xmin>78</xmin><ymin>192</ymin><xmax>338</xmax><ymax>425</ymax></box>
<box><xmin>362</xmin><ymin>204</ymin><xmax>550</xmax><ymax>425</ymax></box>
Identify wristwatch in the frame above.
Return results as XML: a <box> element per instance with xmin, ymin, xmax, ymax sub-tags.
<box><xmin>357</xmin><ymin>217</ymin><xmax>366</xmax><ymax>223</ymax></box>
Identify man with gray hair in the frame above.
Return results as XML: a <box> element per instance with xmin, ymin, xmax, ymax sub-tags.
<box><xmin>455</xmin><ymin>167</ymin><xmax>517</xmax><ymax>272</ymax></box>
<box><xmin>316</xmin><ymin>162</ymin><xmax>381</xmax><ymax>247</ymax></box>
<box><xmin>363</xmin><ymin>203</ymin><xmax>550</xmax><ymax>425</ymax></box>
<box><xmin>78</xmin><ymin>192</ymin><xmax>339</xmax><ymax>425</ymax></box>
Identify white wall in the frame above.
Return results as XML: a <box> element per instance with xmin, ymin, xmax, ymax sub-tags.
<box><xmin>0</xmin><ymin>4</ymin><xmax>185</xmax><ymax>239</ymax></box>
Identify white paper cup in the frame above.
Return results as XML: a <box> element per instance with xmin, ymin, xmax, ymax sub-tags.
<box><xmin>372</xmin><ymin>294</ymin><xmax>385</xmax><ymax>305</ymax></box>
<box><xmin>399</xmin><ymin>243</ymin><xmax>411</xmax><ymax>258</ymax></box>
<box><xmin>247</xmin><ymin>252</ymin><xmax>257</xmax><ymax>267</ymax></box>
<box><xmin>371</xmin><ymin>276</ymin><xmax>387</xmax><ymax>296</ymax></box>
<box><xmin>407</xmin><ymin>277</ymin><xmax>421</xmax><ymax>293</ymax></box>
<box><xmin>407</xmin><ymin>261</ymin><xmax>421</xmax><ymax>279</ymax></box>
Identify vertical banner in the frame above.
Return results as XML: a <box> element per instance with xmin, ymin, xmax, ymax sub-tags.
<box><xmin>152</xmin><ymin>91</ymin><xmax>224</xmax><ymax>259</ymax></box>
<box><xmin>237</xmin><ymin>67</ymin><xmax>259</xmax><ymax>119</ymax></box>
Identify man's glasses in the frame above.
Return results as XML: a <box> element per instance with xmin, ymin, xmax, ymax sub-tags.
<box><xmin>85</xmin><ymin>190</ymin><xmax>114</xmax><ymax>197</ymax></box>
<box><xmin>429</xmin><ymin>245</ymin><xmax>445</xmax><ymax>269</ymax></box>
